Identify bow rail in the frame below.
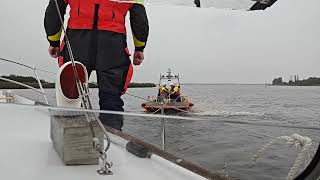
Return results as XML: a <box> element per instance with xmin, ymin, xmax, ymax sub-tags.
<box><xmin>0</xmin><ymin>57</ymin><xmax>52</xmax><ymax>104</ymax></box>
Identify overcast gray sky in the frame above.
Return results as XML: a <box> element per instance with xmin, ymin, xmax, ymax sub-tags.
<box><xmin>0</xmin><ymin>0</ymin><xmax>319</xmax><ymax>84</ymax></box>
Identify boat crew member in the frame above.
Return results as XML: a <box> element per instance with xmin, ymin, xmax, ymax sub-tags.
<box><xmin>170</xmin><ymin>83</ymin><xmax>181</xmax><ymax>102</ymax></box>
<box><xmin>158</xmin><ymin>83</ymin><xmax>169</xmax><ymax>101</ymax></box>
<box><xmin>44</xmin><ymin>0</ymin><xmax>149</xmax><ymax>131</ymax></box>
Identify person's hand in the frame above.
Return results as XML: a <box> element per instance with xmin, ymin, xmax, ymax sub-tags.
<box><xmin>133</xmin><ymin>51</ymin><xmax>144</xmax><ymax>66</ymax></box>
<box><xmin>48</xmin><ymin>46</ymin><xmax>60</xmax><ymax>58</ymax></box>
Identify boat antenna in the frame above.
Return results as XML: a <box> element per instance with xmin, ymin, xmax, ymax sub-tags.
<box><xmin>53</xmin><ymin>0</ymin><xmax>113</xmax><ymax>175</ymax></box>
<box><xmin>167</xmin><ymin>68</ymin><xmax>172</xmax><ymax>81</ymax></box>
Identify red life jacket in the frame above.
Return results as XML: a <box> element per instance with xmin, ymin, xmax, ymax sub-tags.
<box><xmin>67</xmin><ymin>0</ymin><xmax>132</xmax><ymax>33</ymax></box>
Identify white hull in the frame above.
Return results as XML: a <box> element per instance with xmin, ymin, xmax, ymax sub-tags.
<box><xmin>0</xmin><ymin>103</ymin><xmax>222</xmax><ymax>180</ymax></box>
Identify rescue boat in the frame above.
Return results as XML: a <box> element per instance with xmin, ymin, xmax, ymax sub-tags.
<box><xmin>141</xmin><ymin>69</ymin><xmax>194</xmax><ymax>113</ymax></box>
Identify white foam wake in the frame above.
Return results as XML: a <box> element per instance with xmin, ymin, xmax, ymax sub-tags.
<box><xmin>195</xmin><ymin>110</ymin><xmax>267</xmax><ymax>117</ymax></box>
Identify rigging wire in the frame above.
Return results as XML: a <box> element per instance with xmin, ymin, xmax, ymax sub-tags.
<box><xmin>34</xmin><ymin>68</ymin><xmax>56</xmax><ymax>75</ymax></box>
<box><xmin>0</xmin><ymin>76</ymin><xmax>55</xmax><ymax>98</ymax></box>
<box><xmin>53</xmin><ymin>0</ymin><xmax>113</xmax><ymax>175</ymax></box>
<box><xmin>42</xmin><ymin>103</ymin><xmax>320</xmax><ymax>131</ymax></box>
<box><xmin>0</xmin><ymin>57</ymin><xmax>56</xmax><ymax>75</ymax></box>
<box><xmin>123</xmin><ymin>93</ymin><xmax>320</xmax><ymax>131</ymax></box>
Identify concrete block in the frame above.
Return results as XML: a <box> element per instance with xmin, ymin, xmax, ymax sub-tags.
<box><xmin>50</xmin><ymin>115</ymin><xmax>104</xmax><ymax>165</ymax></box>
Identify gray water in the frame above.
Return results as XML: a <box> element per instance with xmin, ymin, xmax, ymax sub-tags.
<box><xmin>12</xmin><ymin>85</ymin><xmax>320</xmax><ymax>180</ymax></box>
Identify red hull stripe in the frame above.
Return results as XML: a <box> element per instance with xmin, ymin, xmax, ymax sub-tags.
<box><xmin>122</xmin><ymin>63</ymin><xmax>133</xmax><ymax>95</ymax></box>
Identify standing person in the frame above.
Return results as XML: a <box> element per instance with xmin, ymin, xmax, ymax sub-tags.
<box><xmin>44</xmin><ymin>0</ymin><xmax>149</xmax><ymax>131</ymax></box>
<box><xmin>158</xmin><ymin>83</ymin><xmax>169</xmax><ymax>101</ymax></box>
<box><xmin>170</xmin><ymin>83</ymin><xmax>181</xmax><ymax>102</ymax></box>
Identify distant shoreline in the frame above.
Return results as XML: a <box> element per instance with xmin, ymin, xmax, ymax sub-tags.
<box><xmin>2</xmin><ymin>74</ymin><xmax>320</xmax><ymax>88</ymax></box>
<box><xmin>181</xmin><ymin>83</ymin><xmax>267</xmax><ymax>85</ymax></box>
<box><xmin>272</xmin><ymin>77</ymin><xmax>320</xmax><ymax>86</ymax></box>
<box><xmin>269</xmin><ymin>84</ymin><xmax>320</xmax><ymax>87</ymax></box>
<box><xmin>2</xmin><ymin>83</ymin><xmax>320</xmax><ymax>89</ymax></box>
<box><xmin>0</xmin><ymin>82</ymin><xmax>156</xmax><ymax>89</ymax></box>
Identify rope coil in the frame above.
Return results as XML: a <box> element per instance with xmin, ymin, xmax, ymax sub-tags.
<box><xmin>251</xmin><ymin>133</ymin><xmax>313</xmax><ymax>180</ymax></box>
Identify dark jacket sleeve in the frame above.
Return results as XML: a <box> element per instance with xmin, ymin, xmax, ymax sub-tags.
<box><xmin>130</xmin><ymin>3</ymin><xmax>149</xmax><ymax>52</ymax></box>
<box><xmin>44</xmin><ymin>0</ymin><xmax>68</xmax><ymax>47</ymax></box>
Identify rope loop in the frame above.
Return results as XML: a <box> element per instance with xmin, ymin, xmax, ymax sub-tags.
<box><xmin>251</xmin><ymin>133</ymin><xmax>313</xmax><ymax>180</ymax></box>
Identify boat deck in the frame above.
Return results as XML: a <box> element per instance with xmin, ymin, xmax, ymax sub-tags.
<box><xmin>0</xmin><ymin>103</ymin><xmax>212</xmax><ymax>180</ymax></box>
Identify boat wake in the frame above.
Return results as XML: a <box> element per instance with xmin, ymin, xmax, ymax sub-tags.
<box><xmin>194</xmin><ymin>110</ymin><xmax>269</xmax><ymax>118</ymax></box>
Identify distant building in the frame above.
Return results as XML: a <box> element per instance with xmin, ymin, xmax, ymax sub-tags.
<box><xmin>272</xmin><ymin>77</ymin><xmax>283</xmax><ymax>85</ymax></box>
<box><xmin>272</xmin><ymin>76</ymin><xmax>320</xmax><ymax>86</ymax></box>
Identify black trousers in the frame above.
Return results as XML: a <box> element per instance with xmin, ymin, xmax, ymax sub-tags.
<box><xmin>59</xmin><ymin>29</ymin><xmax>132</xmax><ymax>131</ymax></box>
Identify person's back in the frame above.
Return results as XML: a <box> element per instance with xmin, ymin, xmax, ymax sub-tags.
<box><xmin>170</xmin><ymin>84</ymin><xmax>181</xmax><ymax>101</ymax></box>
<box><xmin>44</xmin><ymin>0</ymin><xmax>149</xmax><ymax>131</ymax></box>
<box><xmin>158</xmin><ymin>84</ymin><xmax>169</xmax><ymax>101</ymax></box>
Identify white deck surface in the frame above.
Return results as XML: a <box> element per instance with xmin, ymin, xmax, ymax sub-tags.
<box><xmin>0</xmin><ymin>103</ymin><xmax>207</xmax><ymax>180</ymax></box>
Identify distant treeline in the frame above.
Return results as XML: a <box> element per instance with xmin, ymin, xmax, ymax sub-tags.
<box><xmin>88</xmin><ymin>82</ymin><xmax>156</xmax><ymax>88</ymax></box>
<box><xmin>0</xmin><ymin>75</ymin><xmax>48</xmax><ymax>83</ymax></box>
<box><xmin>0</xmin><ymin>75</ymin><xmax>156</xmax><ymax>89</ymax></box>
<box><xmin>128</xmin><ymin>82</ymin><xmax>156</xmax><ymax>88</ymax></box>
<box><xmin>0</xmin><ymin>75</ymin><xmax>52</xmax><ymax>89</ymax></box>
<box><xmin>272</xmin><ymin>76</ymin><xmax>320</xmax><ymax>86</ymax></box>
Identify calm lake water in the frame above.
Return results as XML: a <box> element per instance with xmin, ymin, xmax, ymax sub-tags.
<box><xmin>12</xmin><ymin>85</ymin><xmax>320</xmax><ymax>180</ymax></box>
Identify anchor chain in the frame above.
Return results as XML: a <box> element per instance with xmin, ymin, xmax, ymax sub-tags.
<box><xmin>93</xmin><ymin>137</ymin><xmax>113</xmax><ymax>175</ymax></box>
<box><xmin>83</xmin><ymin>85</ymin><xmax>113</xmax><ymax>175</ymax></box>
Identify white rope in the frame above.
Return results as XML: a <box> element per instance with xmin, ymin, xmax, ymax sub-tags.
<box><xmin>285</xmin><ymin>134</ymin><xmax>313</xmax><ymax>180</ymax></box>
<box><xmin>251</xmin><ymin>133</ymin><xmax>313</xmax><ymax>180</ymax></box>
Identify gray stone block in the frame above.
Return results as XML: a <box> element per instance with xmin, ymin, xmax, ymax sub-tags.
<box><xmin>50</xmin><ymin>115</ymin><xmax>104</xmax><ymax>165</ymax></box>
